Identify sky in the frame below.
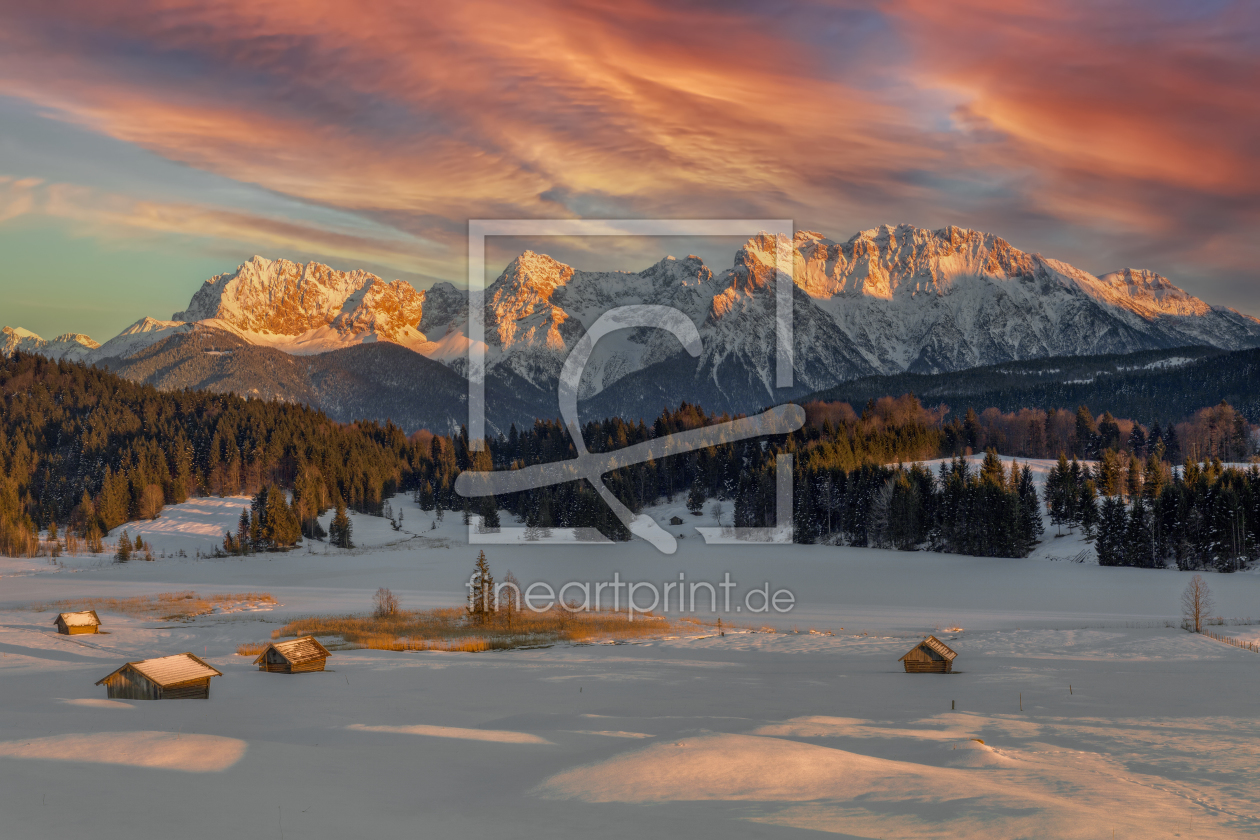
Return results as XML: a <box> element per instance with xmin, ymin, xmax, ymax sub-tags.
<box><xmin>0</xmin><ymin>0</ymin><xmax>1257</xmax><ymax>340</ymax></box>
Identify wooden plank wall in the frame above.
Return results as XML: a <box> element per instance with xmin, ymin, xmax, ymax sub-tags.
<box><xmin>103</xmin><ymin>671</ymin><xmax>211</xmax><ymax>699</ymax></box>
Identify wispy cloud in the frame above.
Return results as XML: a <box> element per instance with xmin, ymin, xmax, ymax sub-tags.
<box><xmin>0</xmin><ymin>177</ymin><xmax>444</xmax><ymax>277</ymax></box>
<box><xmin>0</xmin><ymin>0</ymin><xmax>1256</xmax><ymax>305</ymax></box>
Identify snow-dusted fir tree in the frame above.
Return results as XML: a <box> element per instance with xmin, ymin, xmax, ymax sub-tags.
<box><xmin>1125</xmin><ymin>496</ymin><xmax>1155</xmax><ymax>568</ymax></box>
<box><xmin>1076</xmin><ymin>481</ymin><xmax>1098</xmax><ymax>538</ymax></box>
<box><xmin>329</xmin><ymin>498</ymin><xmax>353</xmax><ymax>549</ymax></box>
<box><xmin>467</xmin><ymin>550</ymin><xmax>495</xmax><ymax>623</ymax></box>
<box><xmin>1017</xmin><ymin>464</ymin><xmax>1044</xmax><ymax>548</ymax></box>
<box><xmin>478</xmin><ymin>495</ymin><xmax>500</xmax><ymax>532</ymax></box>
<box><xmin>687</xmin><ymin>477</ymin><xmax>705</xmax><ymax>515</ymax></box>
<box><xmin>1047</xmin><ymin>453</ymin><xmax>1070</xmax><ymax>534</ymax></box>
<box><xmin>236</xmin><ymin>508</ymin><xmax>251</xmax><ymax>555</ymax></box>
<box><xmin>1096</xmin><ymin>496</ymin><xmax>1126</xmax><ymax>565</ymax></box>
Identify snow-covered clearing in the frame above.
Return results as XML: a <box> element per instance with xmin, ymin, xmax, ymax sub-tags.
<box><xmin>2</xmin><ymin>489</ymin><xmax>1258</xmax><ymax>838</ymax></box>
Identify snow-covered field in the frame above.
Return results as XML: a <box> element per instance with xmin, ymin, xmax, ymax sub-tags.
<box><xmin>2</xmin><ymin>482</ymin><xmax>1259</xmax><ymax>838</ymax></box>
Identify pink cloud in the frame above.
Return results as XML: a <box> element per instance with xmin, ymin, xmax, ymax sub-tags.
<box><xmin>0</xmin><ymin>0</ymin><xmax>1256</xmax><ymax>294</ymax></box>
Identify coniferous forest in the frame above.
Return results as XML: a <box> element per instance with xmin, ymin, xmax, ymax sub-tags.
<box><xmin>1</xmin><ymin>352</ymin><xmax>1256</xmax><ymax>569</ymax></box>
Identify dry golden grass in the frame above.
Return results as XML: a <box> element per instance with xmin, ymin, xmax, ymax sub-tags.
<box><xmin>273</xmin><ymin>606</ymin><xmax>710</xmax><ymax>652</ymax></box>
<box><xmin>34</xmin><ymin>591</ymin><xmax>275</xmax><ymax>621</ymax></box>
<box><xmin>235</xmin><ymin>642</ymin><xmax>270</xmax><ymax>656</ymax></box>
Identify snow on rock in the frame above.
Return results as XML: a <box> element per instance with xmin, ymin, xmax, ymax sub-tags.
<box><xmin>170</xmin><ymin>255</ymin><xmax>432</xmax><ymax>356</ymax></box>
<box><xmin>1</xmin><ymin>326</ymin><xmax>99</xmax><ymax>362</ymax></box>
<box><xmin>21</xmin><ymin>227</ymin><xmax>1260</xmax><ymax>412</ymax></box>
<box><xmin>87</xmin><ymin>317</ymin><xmax>192</xmax><ymax>362</ymax></box>
<box><xmin>414</xmin><ymin>223</ymin><xmax>1260</xmax><ymax>402</ymax></box>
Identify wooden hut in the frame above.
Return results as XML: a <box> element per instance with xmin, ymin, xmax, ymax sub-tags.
<box><xmin>253</xmin><ymin>636</ymin><xmax>331</xmax><ymax>674</ymax></box>
<box><xmin>95</xmin><ymin>653</ymin><xmax>223</xmax><ymax>700</ymax></box>
<box><xmin>669</xmin><ymin>516</ymin><xmax>684</xmax><ymax>526</ymax></box>
<box><xmin>898</xmin><ymin>635</ymin><xmax>957</xmax><ymax>673</ymax></box>
<box><xmin>54</xmin><ymin>610</ymin><xmax>101</xmax><ymax>635</ymax></box>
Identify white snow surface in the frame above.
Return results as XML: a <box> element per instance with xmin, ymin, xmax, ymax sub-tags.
<box><xmin>3</xmin><ymin>481</ymin><xmax>1260</xmax><ymax>838</ymax></box>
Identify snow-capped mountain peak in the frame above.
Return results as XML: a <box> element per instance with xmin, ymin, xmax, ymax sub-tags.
<box><xmin>10</xmin><ymin>226</ymin><xmax>1260</xmax><ymax>425</ymax></box>
<box><xmin>1093</xmin><ymin>268</ymin><xmax>1212</xmax><ymax>317</ymax></box>
<box><xmin>1</xmin><ymin>326</ymin><xmax>100</xmax><ymax>362</ymax></box>
<box><xmin>170</xmin><ymin>256</ymin><xmax>430</xmax><ymax>354</ymax></box>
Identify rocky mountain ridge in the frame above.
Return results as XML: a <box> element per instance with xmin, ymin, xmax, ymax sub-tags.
<box><xmin>8</xmin><ymin>223</ymin><xmax>1260</xmax><ymax>425</ymax></box>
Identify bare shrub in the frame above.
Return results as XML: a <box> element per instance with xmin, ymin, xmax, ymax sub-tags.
<box><xmin>372</xmin><ymin>587</ymin><xmax>400</xmax><ymax>618</ymax></box>
<box><xmin>139</xmin><ymin>484</ymin><xmax>165</xmax><ymax>520</ymax></box>
<box><xmin>1182</xmin><ymin>574</ymin><xmax>1214</xmax><ymax>633</ymax></box>
<box><xmin>273</xmin><ymin>605</ymin><xmax>708</xmax><ymax>652</ymax></box>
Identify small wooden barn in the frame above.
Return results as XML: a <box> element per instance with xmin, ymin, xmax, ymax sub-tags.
<box><xmin>95</xmin><ymin>653</ymin><xmax>223</xmax><ymax>699</ymax></box>
<box><xmin>669</xmin><ymin>516</ymin><xmax>684</xmax><ymax>525</ymax></box>
<box><xmin>899</xmin><ymin>635</ymin><xmax>957</xmax><ymax>673</ymax></box>
<box><xmin>54</xmin><ymin>610</ymin><xmax>101</xmax><ymax>635</ymax></box>
<box><xmin>253</xmin><ymin>636</ymin><xmax>331</xmax><ymax>673</ymax></box>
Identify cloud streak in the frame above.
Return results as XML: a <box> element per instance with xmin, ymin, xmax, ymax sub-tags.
<box><xmin>0</xmin><ymin>0</ymin><xmax>1256</xmax><ymax>307</ymax></box>
<box><xmin>0</xmin><ymin>176</ymin><xmax>445</xmax><ymax>278</ymax></box>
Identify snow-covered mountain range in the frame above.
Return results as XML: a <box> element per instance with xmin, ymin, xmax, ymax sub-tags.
<box><xmin>0</xmin><ymin>326</ymin><xmax>99</xmax><ymax>362</ymax></box>
<box><xmin>7</xmin><ymin>224</ymin><xmax>1260</xmax><ymax>422</ymax></box>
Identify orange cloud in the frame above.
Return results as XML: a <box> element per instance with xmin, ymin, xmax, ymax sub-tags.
<box><xmin>0</xmin><ymin>1</ymin><xmax>933</xmax><ymax>229</ymax></box>
<box><xmin>0</xmin><ymin>0</ymin><xmax>1256</xmax><ymax>297</ymax></box>
<box><xmin>888</xmin><ymin>0</ymin><xmax>1260</xmax><ymax>232</ymax></box>
<box><xmin>0</xmin><ymin>177</ymin><xmax>442</xmax><ymax>276</ymax></box>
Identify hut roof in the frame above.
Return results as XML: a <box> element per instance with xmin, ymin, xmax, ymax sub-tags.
<box><xmin>95</xmin><ymin>653</ymin><xmax>223</xmax><ymax>688</ymax></box>
<box><xmin>55</xmin><ymin>610</ymin><xmax>100</xmax><ymax>628</ymax></box>
<box><xmin>898</xmin><ymin>635</ymin><xmax>957</xmax><ymax>662</ymax></box>
<box><xmin>254</xmin><ymin>636</ymin><xmax>331</xmax><ymax>666</ymax></box>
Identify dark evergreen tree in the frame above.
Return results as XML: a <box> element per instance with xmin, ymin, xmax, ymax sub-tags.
<box><xmin>1074</xmin><ymin>406</ymin><xmax>1098</xmax><ymax>458</ymax></box>
<box><xmin>686</xmin><ymin>477</ymin><xmax>705</xmax><ymax>515</ymax></box>
<box><xmin>236</xmin><ymin>508</ymin><xmax>251</xmax><ymax>555</ymax></box>
<box><xmin>478</xmin><ymin>494</ymin><xmax>501</xmax><ymax>530</ymax></box>
<box><xmin>329</xmin><ymin>499</ymin><xmax>353</xmax><ymax>549</ymax></box>
<box><xmin>1077</xmin><ymin>480</ymin><xmax>1098</xmax><ymax>538</ymax></box>
<box><xmin>1096</xmin><ymin>496</ymin><xmax>1126</xmax><ymax>566</ymax></box>
<box><xmin>1163</xmin><ymin>424</ymin><xmax>1182</xmax><ymax>462</ymax></box>
<box><xmin>1128</xmin><ymin>424</ymin><xmax>1147</xmax><ymax>457</ymax></box>
<box><xmin>1047</xmin><ymin>453</ymin><xmax>1070</xmax><ymax>534</ymax></box>
<box><xmin>1125</xmin><ymin>496</ymin><xmax>1155</xmax><ymax>568</ymax></box>
<box><xmin>1017</xmin><ymin>464</ymin><xmax>1044</xmax><ymax>549</ymax></box>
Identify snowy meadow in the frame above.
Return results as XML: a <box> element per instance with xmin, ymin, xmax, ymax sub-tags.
<box><xmin>2</xmin><ymin>474</ymin><xmax>1259</xmax><ymax>839</ymax></box>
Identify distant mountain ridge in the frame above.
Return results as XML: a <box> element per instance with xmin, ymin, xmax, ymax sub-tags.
<box><xmin>799</xmin><ymin>345</ymin><xmax>1260</xmax><ymax>425</ymax></box>
<box><xmin>6</xmin><ymin>223</ymin><xmax>1260</xmax><ymax>428</ymax></box>
<box><xmin>1</xmin><ymin>326</ymin><xmax>99</xmax><ymax>362</ymax></box>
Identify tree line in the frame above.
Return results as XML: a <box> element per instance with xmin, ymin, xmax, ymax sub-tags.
<box><xmin>1042</xmin><ymin>451</ymin><xmax>1259</xmax><ymax>571</ymax></box>
<box><xmin>0</xmin><ymin>353</ymin><xmax>412</xmax><ymax>555</ymax></box>
<box><xmin>2</xmin><ymin>352</ymin><xmax>1255</xmax><ymax>565</ymax></box>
